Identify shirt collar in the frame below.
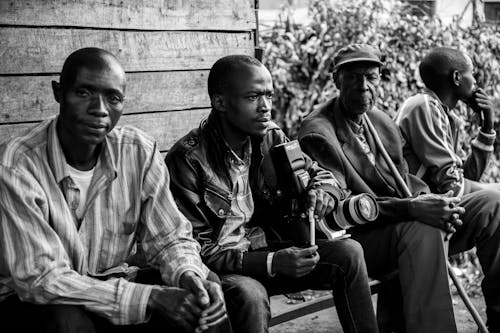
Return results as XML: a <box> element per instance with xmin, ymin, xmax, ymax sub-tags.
<box><xmin>424</xmin><ymin>88</ymin><xmax>451</xmax><ymax>114</ymax></box>
<box><xmin>47</xmin><ymin>116</ymin><xmax>117</xmax><ymax>184</ymax></box>
<box><xmin>226</xmin><ymin>137</ymin><xmax>252</xmax><ymax>167</ymax></box>
<box><xmin>346</xmin><ymin>117</ymin><xmax>365</xmax><ymax>135</ymax></box>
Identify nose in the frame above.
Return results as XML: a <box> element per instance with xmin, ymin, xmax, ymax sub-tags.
<box><xmin>258</xmin><ymin>95</ymin><xmax>272</xmax><ymax>112</ymax></box>
<box><xmin>359</xmin><ymin>75</ymin><xmax>369</xmax><ymax>90</ymax></box>
<box><xmin>88</xmin><ymin>94</ymin><xmax>109</xmax><ymax>117</ymax></box>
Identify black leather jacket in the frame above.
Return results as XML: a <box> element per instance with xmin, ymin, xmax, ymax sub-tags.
<box><xmin>165</xmin><ymin>112</ymin><xmax>344</xmax><ymax>278</ymax></box>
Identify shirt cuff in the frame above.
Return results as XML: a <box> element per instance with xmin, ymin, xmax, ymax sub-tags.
<box><xmin>267</xmin><ymin>252</ymin><xmax>276</xmax><ymax>277</ymax></box>
<box><xmin>171</xmin><ymin>264</ymin><xmax>210</xmax><ymax>287</ymax></box>
<box><xmin>120</xmin><ymin>282</ymin><xmax>154</xmax><ymax>325</ymax></box>
<box><xmin>472</xmin><ymin>130</ymin><xmax>496</xmax><ymax>152</ymax></box>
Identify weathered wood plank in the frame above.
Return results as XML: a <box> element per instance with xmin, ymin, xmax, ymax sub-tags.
<box><xmin>0</xmin><ymin>28</ymin><xmax>254</xmax><ymax>74</ymax></box>
<box><xmin>0</xmin><ymin>109</ymin><xmax>210</xmax><ymax>151</ymax></box>
<box><xmin>0</xmin><ymin>0</ymin><xmax>255</xmax><ymax>31</ymax></box>
<box><xmin>0</xmin><ymin>71</ymin><xmax>210</xmax><ymax>123</ymax></box>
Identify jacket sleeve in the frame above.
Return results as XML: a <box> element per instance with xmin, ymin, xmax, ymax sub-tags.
<box><xmin>299</xmin><ymin>131</ymin><xmax>414</xmax><ymax>224</ymax></box>
<box><xmin>397</xmin><ymin>97</ymin><xmax>494</xmax><ymax>196</ymax></box>
<box><xmin>165</xmin><ymin>149</ymin><xmax>271</xmax><ymax>279</ymax></box>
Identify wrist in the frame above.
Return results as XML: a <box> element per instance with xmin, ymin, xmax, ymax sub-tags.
<box><xmin>179</xmin><ymin>270</ymin><xmax>198</xmax><ymax>289</ymax></box>
<box><xmin>267</xmin><ymin>252</ymin><xmax>276</xmax><ymax>277</ymax></box>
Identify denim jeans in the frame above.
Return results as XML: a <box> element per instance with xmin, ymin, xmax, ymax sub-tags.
<box><xmin>222</xmin><ymin>238</ymin><xmax>378</xmax><ymax>333</ymax></box>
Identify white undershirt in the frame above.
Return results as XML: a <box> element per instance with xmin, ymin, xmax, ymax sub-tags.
<box><xmin>66</xmin><ymin>164</ymin><xmax>95</xmax><ymax>219</ymax></box>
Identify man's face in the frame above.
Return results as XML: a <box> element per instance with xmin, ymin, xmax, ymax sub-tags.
<box><xmin>457</xmin><ymin>54</ymin><xmax>476</xmax><ymax>101</ymax></box>
<box><xmin>336</xmin><ymin>63</ymin><xmax>380</xmax><ymax>116</ymax></box>
<box><xmin>54</xmin><ymin>63</ymin><xmax>126</xmax><ymax>147</ymax></box>
<box><xmin>221</xmin><ymin>64</ymin><xmax>273</xmax><ymax>138</ymax></box>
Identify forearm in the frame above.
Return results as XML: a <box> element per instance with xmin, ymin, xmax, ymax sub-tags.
<box><xmin>464</xmin><ymin>129</ymin><xmax>496</xmax><ymax>182</ymax></box>
<box><xmin>204</xmin><ymin>248</ymin><xmax>270</xmax><ymax>279</ymax></box>
<box><xmin>375</xmin><ymin>197</ymin><xmax>413</xmax><ymax>223</ymax></box>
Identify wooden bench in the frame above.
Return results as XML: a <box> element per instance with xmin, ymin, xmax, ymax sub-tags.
<box><xmin>270</xmin><ymin>276</ymin><xmax>391</xmax><ymax>327</ymax></box>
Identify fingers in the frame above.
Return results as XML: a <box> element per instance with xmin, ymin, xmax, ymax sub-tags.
<box><xmin>308</xmin><ymin>189</ymin><xmax>335</xmax><ymax>219</ymax></box>
<box><xmin>296</xmin><ymin>245</ymin><xmax>318</xmax><ymax>258</ymax></box>
<box><xmin>190</xmin><ymin>276</ymin><xmax>210</xmax><ymax>308</ymax></box>
<box><xmin>198</xmin><ymin>302</ymin><xmax>227</xmax><ymax>331</ymax></box>
<box><xmin>201</xmin><ymin>281</ymin><xmax>225</xmax><ymax>317</ymax></box>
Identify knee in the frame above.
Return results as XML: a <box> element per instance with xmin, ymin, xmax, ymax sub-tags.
<box><xmin>472</xmin><ymin>190</ymin><xmax>500</xmax><ymax>229</ymax></box>
<box><xmin>222</xmin><ymin>274</ymin><xmax>269</xmax><ymax>310</ymax></box>
<box><xmin>320</xmin><ymin>238</ymin><xmax>365</xmax><ymax>272</ymax></box>
<box><xmin>43</xmin><ymin>305</ymin><xmax>95</xmax><ymax>333</ymax></box>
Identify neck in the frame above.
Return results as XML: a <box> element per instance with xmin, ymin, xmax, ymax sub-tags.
<box><xmin>431</xmin><ymin>89</ymin><xmax>458</xmax><ymax>110</ymax></box>
<box><xmin>219</xmin><ymin>117</ymin><xmax>249</xmax><ymax>158</ymax></box>
<box><xmin>339</xmin><ymin>99</ymin><xmax>363</xmax><ymax>124</ymax></box>
<box><xmin>57</xmin><ymin>121</ymin><xmax>99</xmax><ymax>171</ymax></box>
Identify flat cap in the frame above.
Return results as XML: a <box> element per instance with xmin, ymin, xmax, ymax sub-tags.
<box><xmin>333</xmin><ymin>44</ymin><xmax>383</xmax><ymax>70</ymax></box>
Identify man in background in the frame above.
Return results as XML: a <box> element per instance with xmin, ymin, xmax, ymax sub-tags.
<box><xmin>396</xmin><ymin>46</ymin><xmax>500</xmax><ymax>332</ymax></box>
<box><xmin>298</xmin><ymin>43</ymin><xmax>465</xmax><ymax>333</ymax></box>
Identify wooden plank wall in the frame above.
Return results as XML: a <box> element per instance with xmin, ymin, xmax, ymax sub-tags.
<box><xmin>0</xmin><ymin>0</ymin><xmax>256</xmax><ymax>153</ymax></box>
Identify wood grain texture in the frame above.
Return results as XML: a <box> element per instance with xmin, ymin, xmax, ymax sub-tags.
<box><xmin>0</xmin><ymin>28</ymin><xmax>254</xmax><ymax>74</ymax></box>
<box><xmin>0</xmin><ymin>109</ymin><xmax>211</xmax><ymax>151</ymax></box>
<box><xmin>0</xmin><ymin>71</ymin><xmax>210</xmax><ymax>123</ymax></box>
<box><xmin>0</xmin><ymin>0</ymin><xmax>255</xmax><ymax>31</ymax></box>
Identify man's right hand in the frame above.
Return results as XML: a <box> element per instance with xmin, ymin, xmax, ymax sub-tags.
<box><xmin>272</xmin><ymin>245</ymin><xmax>319</xmax><ymax>278</ymax></box>
<box><xmin>409</xmin><ymin>190</ymin><xmax>465</xmax><ymax>233</ymax></box>
<box><xmin>147</xmin><ymin>286</ymin><xmax>204</xmax><ymax>332</ymax></box>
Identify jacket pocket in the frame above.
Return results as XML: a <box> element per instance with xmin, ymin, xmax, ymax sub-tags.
<box><xmin>203</xmin><ymin>185</ymin><xmax>231</xmax><ymax>219</ymax></box>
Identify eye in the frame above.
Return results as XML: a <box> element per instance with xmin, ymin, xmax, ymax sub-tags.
<box><xmin>75</xmin><ymin>88</ymin><xmax>90</xmax><ymax>97</ymax></box>
<box><xmin>107</xmin><ymin>94</ymin><xmax>123</xmax><ymax>105</ymax></box>
<box><xmin>246</xmin><ymin>95</ymin><xmax>258</xmax><ymax>101</ymax></box>
<box><xmin>265</xmin><ymin>91</ymin><xmax>274</xmax><ymax>99</ymax></box>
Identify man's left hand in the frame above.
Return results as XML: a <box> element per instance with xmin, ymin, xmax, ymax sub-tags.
<box><xmin>179</xmin><ymin>271</ymin><xmax>227</xmax><ymax>332</ymax></box>
<box><xmin>307</xmin><ymin>188</ymin><xmax>337</xmax><ymax>220</ymax></box>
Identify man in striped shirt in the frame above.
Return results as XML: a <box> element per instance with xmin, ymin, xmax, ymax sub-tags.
<box><xmin>396</xmin><ymin>47</ymin><xmax>500</xmax><ymax>333</ymax></box>
<box><xmin>0</xmin><ymin>48</ymin><xmax>227</xmax><ymax>333</ymax></box>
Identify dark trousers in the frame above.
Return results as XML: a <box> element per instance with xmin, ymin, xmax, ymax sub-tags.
<box><xmin>0</xmin><ymin>270</ymin><xmax>231</xmax><ymax>333</ymax></box>
<box><xmin>351</xmin><ymin>221</ymin><xmax>456</xmax><ymax>333</ymax></box>
<box><xmin>449</xmin><ymin>189</ymin><xmax>500</xmax><ymax>333</ymax></box>
<box><xmin>221</xmin><ymin>238</ymin><xmax>378</xmax><ymax>333</ymax></box>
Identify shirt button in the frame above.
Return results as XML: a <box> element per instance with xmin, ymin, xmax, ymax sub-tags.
<box><xmin>218</xmin><ymin>208</ymin><xmax>225</xmax><ymax>216</ymax></box>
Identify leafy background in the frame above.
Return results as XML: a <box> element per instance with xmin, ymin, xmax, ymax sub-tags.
<box><xmin>261</xmin><ymin>0</ymin><xmax>500</xmax><ymax>298</ymax></box>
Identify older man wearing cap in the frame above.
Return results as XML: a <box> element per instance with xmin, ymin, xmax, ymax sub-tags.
<box><xmin>298</xmin><ymin>44</ymin><xmax>464</xmax><ymax>333</ymax></box>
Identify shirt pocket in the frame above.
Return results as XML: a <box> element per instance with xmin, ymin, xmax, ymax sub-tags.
<box><xmin>98</xmin><ymin>222</ymin><xmax>136</xmax><ymax>271</ymax></box>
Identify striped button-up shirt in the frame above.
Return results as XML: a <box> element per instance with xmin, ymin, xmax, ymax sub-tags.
<box><xmin>0</xmin><ymin>117</ymin><xmax>209</xmax><ymax>324</ymax></box>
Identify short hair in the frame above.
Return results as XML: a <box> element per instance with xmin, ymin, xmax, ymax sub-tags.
<box><xmin>59</xmin><ymin>47</ymin><xmax>121</xmax><ymax>88</ymax></box>
<box><xmin>419</xmin><ymin>47</ymin><xmax>470</xmax><ymax>91</ymax></box>
<box><xmin>207</xmin><ymin>55</ymin><xmax>263</xmax><ymax>98</ymax></box>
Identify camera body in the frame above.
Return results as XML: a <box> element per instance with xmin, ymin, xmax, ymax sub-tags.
<box><xmin>270</xmin><ymin>140</ymin><xmax>379</xmax><ymax>244</ymax></box>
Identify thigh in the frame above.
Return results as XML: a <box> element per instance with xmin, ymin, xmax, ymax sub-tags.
<box><xmin>450</xmin><ymin>189</ymin><xmax>500</xmax><ymax>255</ymax></box>
<box><xmin>0</xmin><ymin>294</ymin><xmax>95</xmax><ymax>333</ymax></box>
<box><xmin>350</xmin><ymin>223</ymin><xmax>400</xmax><ymax>278</ymax></box>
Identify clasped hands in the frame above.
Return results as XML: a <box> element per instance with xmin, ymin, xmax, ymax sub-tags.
<box><xmin>147</xmin><ymin>271</ymin><xmax>227</xmax><ymax>332</ymax></box>
<box><xmin>409</xmin><ymin>190</ymin><xmax>465</xmax><ymax>234</ymax></box>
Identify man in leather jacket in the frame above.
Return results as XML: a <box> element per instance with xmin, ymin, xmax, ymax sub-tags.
<box><xmin>166</xmin><ymin>55</ymin><xmax>378</xmax><ymax>333</ymax></box>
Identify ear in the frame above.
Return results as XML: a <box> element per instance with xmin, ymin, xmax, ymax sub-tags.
<box><xmin>332</xmin><ymin>71</ymin><xmax>340</xmax><ymax>89</ymax></box>
<box><xmin>52</xmin><ymin>81</ymin><xmax>62</xmax><ymax>104</ymax></box>
<box><xmin>211</xmin><ymin>93</ymin><xmax>227</xmax><ymax>113</ymax></box>
<box><xmin>452</xmin><ymin>70</ymin><xmax>461</xmax><ymax>87</ymax></box>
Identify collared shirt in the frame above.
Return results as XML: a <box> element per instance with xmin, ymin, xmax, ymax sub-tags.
<box><xmin>0</xmin><ymin>117</ymin><xmax>208</xmax><ymax>325</ymax></box>
<box><xmin>347</xmin><ymin>118</ymin><xmax>376</xmax><ymax>165</ymax></box>
<box><xmin>218</xmin><ymin>140</ymin><xmax>254</xmax><ymax>250</ymax></box>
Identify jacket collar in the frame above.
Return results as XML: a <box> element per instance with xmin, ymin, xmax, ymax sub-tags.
<box><xmin>328</xmin><ymin>98</ymin><xmax>401</xmax><ymax>196</ymax></box>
